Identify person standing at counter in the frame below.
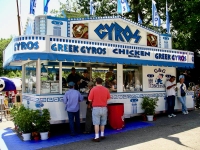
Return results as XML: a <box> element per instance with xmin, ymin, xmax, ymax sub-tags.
<box><xmin>83</xmin><ymin>82</ymin><xmax>94</xmax><ymax>134</ymax></box>
<box><xmin>88</xmin><ymin>78</ymin><xmax>111</xmax><ymax>142</ymax></box>
<box><xmin>105</xmin><ymin>67</ymin><xmax>116</xmax><ymax>82</ymax></box>
<box><xmin>177</xmin><ymin>75</ymin><xmax>188</xmax><ymax>115</ymax></box>
<box><xmin>63</xmin><ymin>82</ymin><xmax>83</xmax><ymax>136</ymax></box>
<box><xmin>79</xmin><ymin>70</ymin><xmax>90</xmax><ymax>89</ymax></box>
<box><xmin>166</xmin><ymin>76</ymin><xmax>177</xmax><ymax>118</ymax></box>
<box><xmin>67</xmin><ymin>67</ymin><xmax>80</xmax><ymax>90</ymax></box>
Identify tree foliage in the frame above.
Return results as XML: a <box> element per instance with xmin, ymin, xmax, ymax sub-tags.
<box><xmin>0</xmin><ymin>38</ymin><xmax>11</xmax><ymax>76</ymax></box>
<box><xmin>0</xmin><ymin>38</ymin><xmax>22</xmax><ymax>78</ymax></box>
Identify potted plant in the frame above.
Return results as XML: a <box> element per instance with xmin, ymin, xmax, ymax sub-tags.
<box><xmin>141</xmin><ymin>96</ymin><xmax>158</xmax><ymax>121</ymax></box>
<box><xmin>31</xmin><ymin>110</ymin><xmax>41</xmax><ymax>141</ymax></box>
<box><xmin>10</xmin><ymin>104</ymin><xmax>20</xmax><ymax>131</ymax></box>
<box><xmin>34</xmin><ymin>109</ymin><xmax>51</xmax><ymax>140</ymax></box>
<box><xmin>16</xmin><ymin>106</ymin><xmax>33</xmax><ymax>141</ymax></box>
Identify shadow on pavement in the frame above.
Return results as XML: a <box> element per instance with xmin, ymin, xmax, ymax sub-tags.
<box><xmin>40</xmin><ymin>109</ymin><xmax>200</xmax><ymax>150</ymax></box>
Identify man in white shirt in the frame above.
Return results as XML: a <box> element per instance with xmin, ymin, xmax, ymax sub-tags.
<box><xmin>166</xmin><ymin>76</ymin><xmax>177</xmax><ymax>118</ymax></box>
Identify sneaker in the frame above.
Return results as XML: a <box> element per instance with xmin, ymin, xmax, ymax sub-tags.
<box><xmin>182</xmin><ymin>112</ymin><xmax>187</xmax><ymax>115</ymax></box>
<box><xmin>83</xmin><ymin>131</ymin><xmax>90</xmax><ymax>134</ymax></box>
<box><xmin>171</xmin><ymin>114</ymin><xmax>176</xmax><ymax>117</ymax></box>
<box><xmin>186</xmin><ymin>111</ymin><xmax>189</xmax><ymax>114</ymax></box>
<box><xmin>92</xmin><ymin>138</ymin><xmax>100</xmax><ymax>142</ymax></box>
<box><xmin>168</xmin><ymin>115</ymin><xmax>172</xmax><ymax>118</ymax></box>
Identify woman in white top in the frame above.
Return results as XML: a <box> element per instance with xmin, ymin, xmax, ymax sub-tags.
<box><xmin>177</xmin><ymin>75</ymin><xmax>188</xmax><ymax>115</ymax></box>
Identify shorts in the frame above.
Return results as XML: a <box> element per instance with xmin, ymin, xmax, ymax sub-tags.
<box><xmin>92</xmin><ymin>107</ymin><xmax>107</xmax><ymax>126</ymax></box>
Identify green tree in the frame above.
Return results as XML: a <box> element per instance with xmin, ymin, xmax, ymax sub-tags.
<box><xmin>0</xmin><ymin>38</ymin><xmax>11</xmax><ymax>76</ymax></box>
<box><xmin>0</xmin><ymin>38</ymin><xmax>22</xmax><ymax>78</ymax></box>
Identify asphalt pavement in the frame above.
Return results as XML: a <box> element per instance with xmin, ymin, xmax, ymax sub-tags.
<box><xmin>41</xmin><ymin>109</ymin><xmax>200</xmax><ymax>150</ymax></box>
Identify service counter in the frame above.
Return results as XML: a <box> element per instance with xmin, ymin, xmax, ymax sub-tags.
<box><xmin>22</xmin><ymin>91</ymin><xmax>194</xmax><ymax>124</ymax></box>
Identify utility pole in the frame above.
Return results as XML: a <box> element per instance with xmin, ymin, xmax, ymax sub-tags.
<box><xmin>16</xmin><ymin>0</ymin><xmax>21</xmax><ymax>35</ymax></box>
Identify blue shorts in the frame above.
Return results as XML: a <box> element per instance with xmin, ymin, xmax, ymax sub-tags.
<box><xmin>92</xmin><ymin>107</ymin><xmax>107</xmax><ymax>126</ymax></box>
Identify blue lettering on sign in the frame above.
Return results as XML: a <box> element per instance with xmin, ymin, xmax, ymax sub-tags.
<box><xmin>163</xmin><ymin>37</ymin><xmax>169</xmax><ymax>40</ymax></box>
<box><xmin>94</xmin><ymin>22</ymin><xmax>141</xmax><ymax>43</ymax></box>
<box><xmin>14</xmin><ymin>41</ymin><xmax>39</xmax><ymax>51</ymax></box>
<box><xmin>155</xmin><ymin>53</ymin><xmax>186</xmax><ymax>61</ymax></box>
<box><xmin>113</xmin><ymin>48</ymin><xmax>150</xmax><ymax>58</ymax></box>
<box><xmin>51</xmin><ymin>20</ymin><xmax>63</xmax><ymax>25</ymax></box>
<box><xmin>51</xmin><ymin>44</ymin><xmax>106</xmax><ymax>55</ymax></box>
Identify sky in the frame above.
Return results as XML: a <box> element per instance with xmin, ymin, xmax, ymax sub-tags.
<box><xmin>0</xmin><ymin>0</ymin><xmax>67</xmax><ymax>39</ymax></box>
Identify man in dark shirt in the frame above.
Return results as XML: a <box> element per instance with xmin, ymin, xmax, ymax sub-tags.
<box><xmin>79</xmin><ymin>70</ymin><xmax>90</xmax><ymax>89</ymax></box>
<box><xmin>183</xmin><ymin>70</ymin><xmax>190</xmax><ymax>89</ymax></box>
<box><xmin>67</xmin><ymin>67</ymin><xmax>80</xmax><ymax>90</ymax></box>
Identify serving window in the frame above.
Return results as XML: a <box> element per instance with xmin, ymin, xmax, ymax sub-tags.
<box><xmin>24</xmin><ymin>61</ymin><xmax>143</xmax><ymax>94</ymax></box>
<box><xmin>123</xmin><ymin>65</ymin><xmax>142</xmax><ymax>92</ymax></box>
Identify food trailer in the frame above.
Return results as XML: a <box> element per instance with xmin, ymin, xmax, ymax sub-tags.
<box><xmin>3</xmin><ymin>15</ymin><xmax>194</xmax><ymax>124</ymax></box>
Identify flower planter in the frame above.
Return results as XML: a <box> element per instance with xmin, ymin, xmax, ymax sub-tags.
<box><xmin>22</xmin><ymin>133</ymin><xmax>31</xmax><ymax>141</ymax></box>
<box><xmin>40</xmin><ymin>132</ymin><xmax>49</xmax><ymax>140</ymax></box>
<box><xmin>147</xmin><ymin>115</ymin><xmax>154</xmax><ymax>121</ymax></box>
<box><xmin>34</xmin><ymin>136</ymin><xmax>40</xmax><ymax>141</ymax></box>
<box><xmin>32</xmin><ymin>131</ymin><xmax>40</xmax><ymax>141</ymax></box>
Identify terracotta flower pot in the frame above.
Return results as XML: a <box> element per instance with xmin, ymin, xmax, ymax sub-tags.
<box><xmin>34</xmin><ymin>136</ymin><xmax>40</xmax><ymax>141</ymax></box>
<box><xmin>142</xmin><ymin>114</ymin><xmax>147</xmax><ymax>121</ymax></box>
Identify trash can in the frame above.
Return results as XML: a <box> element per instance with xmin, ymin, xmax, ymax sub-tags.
<box><xmin>107</xmin><ymin>103</ymin><xmax>124</xmax><ymax>130</ymax></box>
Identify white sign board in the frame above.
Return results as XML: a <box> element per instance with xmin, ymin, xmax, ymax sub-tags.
<box><xmin>70</xmin><ymin>20</ymin><xmax>152</xmax><ymax>46</ymax></box>
<box><xmin>187</xmin><ymin>52</ymin><xmax>194</xmax><ymax>64</ymax></box>
<box><xmin>47</xmin><ymin>19</ymin><xmax>67</xmax><ymax>37</ymax></box>
<box><xmin>142</xmin><ymin>66</ymin><xmax>176</xmax><ymax>92</ymax></box>
<box><xmin>49</xmin><ymin>40</ymin><xmax>189</xmax><ymax>63</ymax></box>
<box><xmin>13</xmin><ymin>36</ymin><xmax>46</xmax><ymax>53</ymax></box>
<box><xmin>160</xmin><ymin>34</ymin><xmax>172</xmax><ymax>49</ymax></box>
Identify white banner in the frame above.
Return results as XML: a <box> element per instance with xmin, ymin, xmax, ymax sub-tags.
<box><xmin>142</xmin><ymin>66</ymin><xmax>176</xmax><ymax>92</ymax></box>
<box><xmin>47</xmin><ymin>18</ymin><xmax>67</xmax><ymax>37</ymax></box>
<box><xmin>160</xmin><ymin>34</ymin><xmax>172</xmax><ymax>49</ymax></box>
<box><xmin>13</xmin><ymin>36</ymin><xmax>46</xmax><ymax>53</ymax></box>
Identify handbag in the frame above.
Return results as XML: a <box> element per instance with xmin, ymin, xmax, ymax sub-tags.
<box><xmin>180</xmin><ymin>84</ymin><xmax>186</xmax><ymax>96</ymax></box>
<box><xmin>181</xmin><ymin>92</ymin><xmax>186</xmax><ymax>96</ymax></box>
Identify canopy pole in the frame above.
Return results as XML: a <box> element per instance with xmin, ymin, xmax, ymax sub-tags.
<box><xmin>59</xmin><ymin>62</ymin><xmax>62</xmax><ymax>94</ymax></box>
<box><xmin>36</xmin><ymin>59</ymin><xmax>41</xmax><ymax>95</ymax></box>
<box><xmin>117</xmin><ymin>64</ymin><xmax>123</xmax><ymax>92</ymax></box>
<box><xmin>22</xmin><ymin>65</ymin><xmax>25</xmax><ymax>93</ymax></box>
<box><xmin>16</xmin><ymin>0</ymin><xmax>21</xmax><ymax>35</ymax></box>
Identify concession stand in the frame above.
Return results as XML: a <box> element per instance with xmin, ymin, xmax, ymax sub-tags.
<box><xmin>3</xmin><ymin>15</ymin><xmax>194</xmax><ymax>124</ymax></box>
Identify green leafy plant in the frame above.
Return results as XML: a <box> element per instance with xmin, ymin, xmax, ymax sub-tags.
<box><xmin>12</xmin><ymin>105</ymin><xmax>26</xmax><ymax>127</ymax></box>
<box><xmin>10</xmin><ymin>104</ymin><xmax>20</xmax><ymax>125</ymax></box>
<box><xmin>33</xmin><ymin>109</ymin><xmax>51</xmax><ymax>133</ymax></box>
<box><xmin>15</xmin><ymin>106</ymin><xmax>34</xmax><ymax>133</ymax></box>
<box><xmin>141</xmin><ymin>97</ymin><xmax>158</xmax><ymax>115</ymax></box>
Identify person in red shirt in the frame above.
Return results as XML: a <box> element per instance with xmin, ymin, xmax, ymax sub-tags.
<box><xmin>88</xmin><ymin>77</ymin><xmax>111</xmax><ymax>142</ymax></box>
